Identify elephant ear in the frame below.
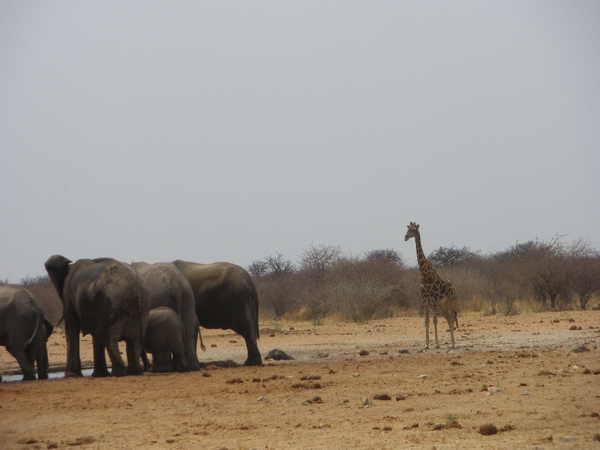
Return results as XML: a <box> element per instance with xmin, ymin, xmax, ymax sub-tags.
<box><xmin>44</xmin><ymin>255</ymin><xmax>72</xmax><ymax>269</ymax></box>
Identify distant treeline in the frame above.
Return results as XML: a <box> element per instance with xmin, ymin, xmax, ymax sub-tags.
<box><xmin>249</xmin><ymin>237</ymin><xmax>600</xmax><ymax>322</ymax></box>
<box><xmin>3</xmin><ymin>235</ymin><xmax>599</xmax><ymax>326</ymax></box>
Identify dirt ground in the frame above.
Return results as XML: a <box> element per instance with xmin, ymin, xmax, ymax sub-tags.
<box><xmin>1</xmin><ymin>310</ymin><xmax>599</xmax><ymax>450</ymax></box>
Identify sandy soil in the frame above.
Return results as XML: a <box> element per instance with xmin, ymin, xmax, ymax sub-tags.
<box><xmin>1</xmin><ymin>310</ymin><xmax>599</xmax><ymax>449</ymax></box>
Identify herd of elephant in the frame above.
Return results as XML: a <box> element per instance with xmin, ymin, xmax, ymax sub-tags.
<box><xmin>0</xmin><ymin>256</ymin><xmax>262</xmax><ymax>381</ymax></box>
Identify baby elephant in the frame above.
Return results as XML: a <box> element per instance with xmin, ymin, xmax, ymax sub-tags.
<box><xmin>144</xmin><ymin>307</ymin><xmax>188</xmax><ymax>373</ymax></box>
<box><xmin>0</xmin><ymin>285</ymin><xmax>53</xmax><ymax>380</ymax></box>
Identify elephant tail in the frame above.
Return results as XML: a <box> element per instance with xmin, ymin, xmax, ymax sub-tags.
<box><xmin>24</xmin><ymin>313</ymin><xmax>43</xmax><ymax>349</ymax></box>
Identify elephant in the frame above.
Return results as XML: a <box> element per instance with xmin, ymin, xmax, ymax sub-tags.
<box><xmin>44</xmin><ymin>255</ymin><xmax>150</xmax><ymax>378</ymax></box>
<box><xmin>0</xmin><ymin>285</ymin><xmax>54</xmax><ymax>380</ymax></box>
<box><xmin>172</xmin><ymin>260</ymin><xmax>262</xmax><ymax>366</ymax></box>
<box><xmin>131</xmin><ymin>262</ymin><xmax>201</xmax><ymax>370</ymax></box>
<box><xmin>143</xmin><ymin>307</ymin><xmax>188</xmax><ymax>373</ymax></box>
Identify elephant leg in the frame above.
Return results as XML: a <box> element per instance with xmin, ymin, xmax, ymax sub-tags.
<box><xmin>242</xmin><ymin>336</ymin><xmax>262</xmax><ymax>366</ymax></box>
<box><xmin>152</xmin><ymin>351</ymin><xmax>171</xmax><ymax>373</ymax></box>
<box><xmin>40</xmin><ymin>328</ymin><xmax>50</xmax><ymax>380</ymax></box>
<box><xmin>141</xmin><ymin>348</ymin><xmax>151</xmax><ymax>372</ymax></box>
<box><xmin>171</xmin><ymin>335</ymin><xmax>188</xmax><ymax>373</ymax></box>
<box><xmin>64</xmin><ymin>311</ymin><xmax>83</xmax><ymax>377</ymax></box>
<box><xmin>103</xmin><ymin>338</ymin><xmax>125</xmax><ymax>376</ymax></box>
<box><xmin>174</xmin><ymin>352</ymin><xmax>188</xmax><ymax>373</ymax></box>
<box><xmin>91</xmin><ymin>335</ymin><xmax>110</xmax><ymax>377</ymax></box>
<box><xmin>125</xmin><ymin>338</ymin><xmax>143</xmax><ymax>376</ymax></box>
<box><xmin>26</xmin><ymin>332</ymin><xmax>48</xmax><ymax>380</ymax></box>
<box><xmin>38</xmin><ymin>345</ymin><xmax>49</xmax><ymax>380</ymax></box>
<box><xmin>235</xmin><ymin>302</ymin><xmax>262</xmax><ymax>366</ymax></box>
<box><xmin>7</xmin><ymin>345</ymin><xmax>36</xmax><ymax>381</ymax></box>
<box><xmin>184</xmin><ymin>323</ymin><xmax>200</xmax><ymax>371</ymax></box>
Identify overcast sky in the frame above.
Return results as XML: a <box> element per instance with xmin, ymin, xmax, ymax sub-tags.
<box><xmin>1</xmin><ymin>1</ymin><xmax>599</xmax><ymax>282</ymax></box>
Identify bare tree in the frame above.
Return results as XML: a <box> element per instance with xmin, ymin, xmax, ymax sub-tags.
<box><xmin>566</xmin><ymin>238</ymin><xmax>600</xmax><ymax>310</ymax></box>
<box><xmin>248</xmin><ymin>260</ymin><xmax>268</xmax><ymax>278</ymax></box>
<box><xmin>299</xmin><ymin>244</ymin><xmax>342</xmax><ymax>277</ymax></box>
<box><xmin>265</xmin><ymin>253</ymin><xmax>295</xmax><ymax>277</ymax></box>
<box><xmin>428</xmin><ymin>245</ymin><xmax>479</xmax><ymax>267</ymax></box>
<box><xmin>365</xmin><ymin>248</ymin><xmax>405</xmax><ymax>267</ymax></box>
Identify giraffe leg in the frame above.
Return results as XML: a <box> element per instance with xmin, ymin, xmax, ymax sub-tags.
<box><xmin>446</xmin><ymin>312</ymin><xmax>456</xmax><ymax>349</ymax></box>
<box><xmin>424</xmin><ymin>307</ymin><xmax>430</xmax><ymax>349</ymax></box>
<box><xmin>432</xmin><ymin>313</ymin><xmax>440</xmax><ymax>349</ymax></box>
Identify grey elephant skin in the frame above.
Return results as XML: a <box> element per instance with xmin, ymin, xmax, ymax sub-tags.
<box><xmin>172</xmin><ymin>260</ymin><xmax>262</xmax><ymax>366</ymax></box>
<box><xmin>131</xmin><ymin>262</ymin><xmax>200</xmax><ymax>370</ymax></box>
<box><xmin>0</xmin><ymin>285</ymin><xmax>53</xmax><ymax>381</ymax></box>
<box><xmin>144</xmin><ymin>307</ymin><xmax>188</xmax><ymax>372</ymax></box>
<box><xmin>45</xmin><ymin>255</ymin><xmax>150</xmax><ymax>378</ymax></box>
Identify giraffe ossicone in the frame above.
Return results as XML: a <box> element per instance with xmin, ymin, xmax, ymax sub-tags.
<box><xmin>405</xmin><ymin>222</ymin><xmax>457</xmax><ymax>349</ymax></box>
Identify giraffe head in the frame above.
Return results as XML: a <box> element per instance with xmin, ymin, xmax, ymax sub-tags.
<box><xmin>404</xmin><ymin>222</ymin><xmax>420</xmax><ymax>241</ymax></box>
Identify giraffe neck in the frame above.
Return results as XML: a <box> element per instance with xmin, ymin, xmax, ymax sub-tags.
<box><xmin>414</xmin><ymin>233</ymin><xmax>436</xmax><ymax>282</ymax></box>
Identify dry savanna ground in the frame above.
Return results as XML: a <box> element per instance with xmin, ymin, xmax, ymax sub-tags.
<box><xmin>1</xmin><ymin>310</ymin><xmax>600</xmax><ymax>449</ymax></box>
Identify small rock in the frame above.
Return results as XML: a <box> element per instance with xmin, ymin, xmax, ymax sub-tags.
<box><xmin>362</xmin><ymin>398</ymin><xmax>372</xmax><ymax>407</ymax></box>
<box><xmin>398</xmin><ymin>349</ymin><xmax>410</xmax><ymax>354</ymax></box>
<box><xmin>569</xmin><ymin>325</ymin><xmax>578</xmax><ymax>330</ymax></box>
<box><xmin>395</xmin><ymin>395</ymin><xmax>406</xmax><ymax>401</ymax></box>
<box><xmin>417</xmin><ymin>374</ymin><xmax>428</xmax><ymax>379</ymax></box>
<box><xmin>300</xmin><ymin>374</ymin><xmax>321</xmax><ymax>381</ymax></box>
<box><xmin>572</xmin><ymin>345</ymin><xmax>590</xmax><ymax>353</ymax></box>
<box><xmin>311</xmin><ymin>395</ymin><xmax>324</xmax><ymax>403</ymax></box>
<box><xmin>226</xmin><ymin>378</ymin><xmax>244</xmax><ymax>384</ymax></box>
<box><xmin>562</xmin><ymin>436</ymin><xmax>577</xmax><ymax>442</ymax></box>
<box><xmin>352</xmin><ymin>373</ymin><xmax>360</xmax><ymax>378</ymax></box>
<box><xmin>257</xmin><ymin>396</ymin><xmax>267</xmax><ymax>402</ymax></box>
<box><xmin>359</xmin><ymin>349</ymin><xmax>370</xmax><ymax>356</ymax></box>
<box><xmin>317</xmin><ymin>351</ymin><xmax>329</xmax><ymax>358</ymax></box>
<box><xmin>487</xmin><ymin>387</ymin><xmax>502</xmax><ymax>394</ymax></box>
<box><xmin>373</xmin><ymin>394</ymin><xmax>391</xmax><ymax>401</ymax></box>
<box><xmin>445</xmin><ymin>419</ymin><xmax>461</xmax><ymax>429</ymax></box>
<box><xmin>519</xmin><ymin>391</ymin><xmax>531</xmax><ymax>396</ymax></box>
<box><xmin>479</xmin><ymin>423</ymin><xmax>498</xmax><ymax>435</ymax></box>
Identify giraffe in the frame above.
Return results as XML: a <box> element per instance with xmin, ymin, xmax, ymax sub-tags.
<box><xmin>405</xmin><ymin>222</ymin><xmax>457</xmax><ymax>349</ymax></box>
